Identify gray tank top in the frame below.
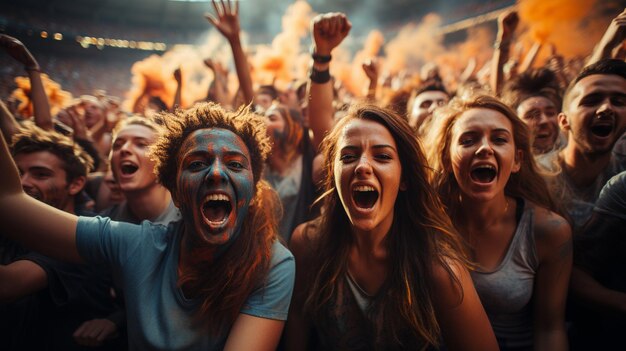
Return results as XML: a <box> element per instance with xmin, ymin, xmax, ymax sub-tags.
<box><xmin>470</xmin><ymin>199</ymin><xmax>539</xmax><ymax>351</ymax></box>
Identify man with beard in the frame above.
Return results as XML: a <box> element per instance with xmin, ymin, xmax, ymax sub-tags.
<box><xmin>547</xmin><ymin>59</ymin><xmax>626</xmax><ymax>228</ymax></box>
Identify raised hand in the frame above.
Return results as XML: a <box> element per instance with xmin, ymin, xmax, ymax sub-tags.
<box><xmin>0</xmin><ymin>34</ymin><xmax>39</xmax><ymax>70</ymax></box>
<box><xmin>173</xmin><ymin>67</ymin><xmax>182</xmax><ymax>84</ymax></box>
<box><xmin>205</xmin><ymin>0</ymin><xmax>241</xmax><ymax>42</ymax></box>
<box><xmin>497</xmin><ymin>10</ymin><xmax>519</xmax><ymax>42</ymax></box>
<box><xmin>311</xmin><ymin>12</ymin><xmax>352</xmax><ymax>55</ymax></box>
<box><xmin>362</xmin><ymin>58</ymin><xmax>379</xmax><ymax>82</ymax></box>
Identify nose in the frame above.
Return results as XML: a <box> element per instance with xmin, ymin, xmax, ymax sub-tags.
<box><xmin>118</xmin><ymin>140</ymin><xmax>133</xmax><ymax>155</ymax></box>
<box><xmin>354</xmin><ymin>156</ymin><xmax>373</xmax><ymax>177</ymax></box>
<box><xmin>537</xmin><ymin>112</ymin><xmax>551</xmax><ymax>125</ymax></box>
<box><xmin>20</xmin><ymin>173</ymin><xmax>34</xmax><ymax>190</ymax></box>
<box><xmin>597</xmin><ymin>98</ymin><xmax>615</xmax><ymax>117</ymax></box>
<box><xmin>475</xmin><ymin>137</ymin><xmax>494</xmax><ymax>157</ymax></box>
<box><xmin>205</xmin><ymin>159</ymin><xmax>228</xmax><ymax>184</ymax></box>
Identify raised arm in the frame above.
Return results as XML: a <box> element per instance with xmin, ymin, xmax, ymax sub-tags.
<box><xmin>204</xmin><ymin>58</ymin><xmax>231</xmax><ymax>108</ymax></box>
<box><xmin>533</xmin><ymin>210</ymin><xmax>572</xmax><ymax>351</ymax></box>
<box><xmin>206</xmin><ymin>0</ymin><xmax>254</xmax><ymax>107</ymax></box>
<box><xmin>362</xmin><ymin>58</ymin><xmax>379</xmax><ymax>101</ymax></box>
<box><xmin>0</xmin><ymin>125</ymin><xmax>81</xmax><ymax>263</ymax></box>
<box><xmin>172</xmin><ymin>67</ymin><xmax>183</xmax><ymax>110</ymax></box>
<box><xmin>490</xmin><ymin>10</ymin><xmax>519</xmax><ymax>96</ymax></box>
<box><xmin>308</xmin><ymin>12</ymin><xmax>351</xmax><ymax>150</ymax></box>
<box><xmin>588</xmin><ymin>8</ymin><xmax>626</xmax><ymax>66</ymax></box>
<box><xmin>518</xmin><ymin>41</ymin><xmax>542</xmax><ymax>73</ymax></box>
<box><xmin>0</xmin><ymin>99</ymin><xmax>21</xmax><ymax>142</ymax></box>
<box><xmin>0</xmin><ymin>34</ymin><xmax>53</xmax><ymax>131</ymax></box>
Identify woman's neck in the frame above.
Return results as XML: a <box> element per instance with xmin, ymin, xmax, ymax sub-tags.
<box><xmin>457</xmin><ymin>193</ymin><xmax>511</xmax><ymax>232</ymax></box>
<box><xmin>267</xmin><ymin>148</ymin><xmax>295</xmax><ymax>175</ymax></box>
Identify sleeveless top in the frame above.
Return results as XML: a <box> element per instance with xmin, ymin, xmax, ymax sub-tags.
<box><xmin>470</xmin><ymin>199</ymin><xmax>539</xmax><ymax>351</ymax></box>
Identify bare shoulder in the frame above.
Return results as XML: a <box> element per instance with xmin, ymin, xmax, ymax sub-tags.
<box><xmin>289</xmin><ymin>218</ymin><xmax>321</xmax><ymax>263</ymax></box>
<box><xmin>431</xmin><ymin>257</ymin><xmax>470</xmax><ymax>307</ymax></box>
<box><xmin>532</xmin><ymin>205</ymin><xmax>572</xmax><ymax>261</ymax></box>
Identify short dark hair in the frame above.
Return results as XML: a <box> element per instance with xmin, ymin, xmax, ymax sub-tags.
<box><xmin>256</xmin><ymin>85</ymin><xmax>279</xmax><ymax>100</ymax></box>
<box><xmin>574</xmin><ymin>59</ymin><xmax>626</xmax><ymax>85</ymax></box>
<box><xmin>414</xmin><ymin>79</ymin><xmax>448</xmax><ymax>97</ymax></box>
<box><xmin>563</xmin><ymin>59</ymin><xmax>626</xmax><ymax>111</ymax></box>
<box><xmin>502</xmin><ymin>68</ymin><xmax>563</xmax><ymax>110</ymax></box>
<box><xmin>12</xmin><ymin>124</ymin><xmax>94</xmax><ymax>182</ymax></box>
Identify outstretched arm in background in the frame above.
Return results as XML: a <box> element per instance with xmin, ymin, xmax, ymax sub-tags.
<box><xmin>518</xmin><ymin>41</ymin><xmax>542</xmax><ymax>73</ymax></box>
<box><xmin>588</xmin><ymin>8</ymin><xmax>626</xmax><ymax>66</ymax></box>
<box><xmin>206</xmin><ymin>0</ymin><xmax>254</xmax><ymax>107</ymax></box>
<box><xmin>0</xmin><ymin>99</ymin><xmax>21</xmax><ymax>142</ymax></box>
<box><xmin>308</xmin><ymin>12</ymin><xmax>351</xmax><ymax>150</ymax></box>
<box><xmin>172</xmin><ymin>67</ymin><xmax>182</xmax><ymax>110</ymax></box>
<box><xmin>362</xmin><ymin>58</ymin><xmax>379</xmax><ymax>101</ymax></box>
<box><xmin>204</xmin><ymin>58</ymin><xmax>231</xmax><ymax>108</ymax></box>
<box><xmin>490</xmin><ymin>10</ymin><xmax>518</xmax><ymax>96</ymax></box>
<box><xmin>0</xmin><ymin>34</ymin><xmax>53</xmax><ymax>131</ymax></box>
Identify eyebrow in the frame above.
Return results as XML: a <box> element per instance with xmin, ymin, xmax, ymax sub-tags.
<box><xmin>340</xmin><ymin>144</ymin><xmax>397</xmax><ymax>152</ymax></box>
<box><xmin>182</xmin><ymin>149</ymin><xmax>250</xmax><ymax>163</ymax></box>
<box><xmin>28</xmin><ymin>166</ymin><xmax>54</xmax><ymax>173</ymax></box>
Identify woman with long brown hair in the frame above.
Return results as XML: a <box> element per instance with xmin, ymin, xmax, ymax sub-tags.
<box><xmin>0</xmin><ymin>102</ymin><xmax>295</xmax><ymax>350</ymax></box>
<box><xmin>285</xmin><ymin>103</ymin><xmax>498</xmax><ymax>350</ymax></box>
<box><xmin>427</xmin><ymin>95</ymin><xmax>571</xmax><ymax>350</ymax></box>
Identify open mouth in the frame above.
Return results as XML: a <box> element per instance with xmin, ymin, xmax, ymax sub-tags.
<box><xmin>470</xmin><ymin>165</ymin><xmax>497</xmax><ymax>184</ymax></box>
<box><xmin>120</xmin><ymin>161</ymin><xmax>139</xmax><ymax>175</ymax></box>
<box><xmin>536</xmin><ymin>132</ymin><xmax>551</xmax><ymax>140</ymax></box>
<box><xmin>352</xmin><ymin>185</ymin><xmax>379</xmax><ymax>209</ymax></box>
<box><xmin>590</xmin><ymin>124</ymin><xmax>613</xmax><ymax>137</ymax></box>
<box><xmin>202</xmin><ymin>194</ymin><xmax>233</xmax><ymax>226</ymax></box>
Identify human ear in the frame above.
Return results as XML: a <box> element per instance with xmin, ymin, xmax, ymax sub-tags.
<box><xmin>68</xmin><ymin>176</ymin><xmax>86</xmax><ymax>196</ymax></box>
<box><xmin>558</xmin><ymin>112</ymin><xmax>570</xmax><ymax>132</ymax></box>
<box><xmin>399</xmin><ymin>175</ymin><xmax>407</xmax><ymax>191</ymax></box>
<box><xmin>512</xmin><ymin>149</ymin><xmax>522</xmax><ymax>173</ymax></box>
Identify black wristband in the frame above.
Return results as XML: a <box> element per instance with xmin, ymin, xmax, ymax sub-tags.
<box><xmin>312</xmin><ymin>52</ymin><xmax>332</xmax><ymax>63</ymax></box>
<box><xmin>310</xmin><ymin>67</ymin><xmax>331</xmax><ymax>84</ymax></box>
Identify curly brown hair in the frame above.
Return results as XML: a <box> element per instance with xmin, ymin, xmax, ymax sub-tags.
<box><xmin>148</xmin><ymin>102</ymin><xmax>277</xmax><ymax>335</ymax></box>
<box><xmin>12</xmin><ymin>124</ymin><xmax>94</xmax><ymax>182</ymax></box>
<box><xmin>150</xmin><ymin>102</ymin><xmax>271</xmax><ymax>195</ymax></box>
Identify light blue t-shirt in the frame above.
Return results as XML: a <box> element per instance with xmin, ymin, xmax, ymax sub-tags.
<box><xmin>76</xmin><ymin>216</ymin><xmax>295</xmax><ymax>350</ymax></box>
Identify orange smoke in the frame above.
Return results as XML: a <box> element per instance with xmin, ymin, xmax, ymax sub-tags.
<box><xmin>333</xmin><ymin>30</ymin><xmax>385</xmax><ymax>96</ymax></box>
<box><xmin>124</xmin><ymin>31</ymin><xmax>231</xmax><ymax>111</ymax></box>
<box><xmin>517</xmin><ymin>0</ymin><xmax>613</xmax><ymax>61</ymax></box>
<box><xmin>11</xmin><ymin>74</ymin><xmax>72</xmax><ymax>117</ymax></box>
<box><xmin>383</xmin><ymin>14</ymin><xmax>445</xmax><ymax>76</ymax></box>
<box><xmin>251</xmin><ymin>0</ymin><xmax>313</xmax><ymax>89</ymax></box>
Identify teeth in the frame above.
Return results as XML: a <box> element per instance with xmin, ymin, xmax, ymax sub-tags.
<box><xmin>474</xmin><ymin>164</ymin><xmax>495</xmax><ymax>171</ymax></box>
<box><xmin>206</xmin><ymin>194</ymin><xmax>229</xmax><ymax>202</ymax></box>
<box><xmin>121</xmin><ymin>161</ymin><xmax>136</xmax><ymax>167</ymax></box>
<box><xmin>354</xmin><ymin>185</ymin><xmax>375</xmax><ymax>192</ymax></box>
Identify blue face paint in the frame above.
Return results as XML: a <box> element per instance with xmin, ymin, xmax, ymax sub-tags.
<box><xmin>176</xmin><ymin>128</ymin><xmax>255</xmax><ymax>249</ymax></box>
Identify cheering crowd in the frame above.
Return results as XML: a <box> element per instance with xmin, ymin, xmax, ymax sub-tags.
<box><xmin>1</xmin><ymin>1</ymin><xmax>626</xmax><ymax>350</ymax></box>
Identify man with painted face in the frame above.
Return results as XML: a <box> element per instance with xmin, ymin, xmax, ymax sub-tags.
<box><xmin>546</xmin><ymin>59</ymin><xmax>626</xmax><ymax>228</ymax></box>
<box><xmin>0</xmin><ymin>126</ymin><xmax>123</xmax><ymax>350</ymax></box>
<box><xmin>0</xmin><ymin>102</ymin><xmax>294</xmax><ymax>350</ymax></box>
